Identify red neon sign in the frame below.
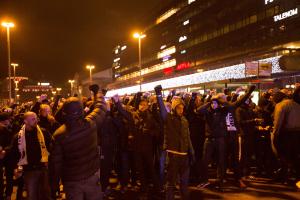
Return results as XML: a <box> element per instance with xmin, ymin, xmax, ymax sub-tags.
<box><xmin>176</xmin><ymin>62</ymin><xmax>190</xmax><ymax>70</ymax></box>
<box><xmin>163</xmin><ymin>67</ymin><xmax>173</xmax><ymax>75</ymax></box>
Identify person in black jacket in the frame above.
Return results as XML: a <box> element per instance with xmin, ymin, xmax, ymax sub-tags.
<box><xmin>0</xmin><ymin>112</ymin><xmax>14</xmax><ymax>200</ymax></box>
<box><xmin>155</xmin><ymin>85</ymin><xmax>194</xmax><ymax>200</ymax></box>
<box><xmin>197</xmin><ymin>85</ymin><xmax>255</xmax><ymax>189</ymax></box>
<box><xmin>236</xmin><ymin>96</ymin><xmax>262</xmax><ymax>178</ymax></box>
<box><xmin>99</xmin><ymin>101</ymin><xmax>118</xmax><ymax>196</ymax></box>
<box><xmin>186</xmin><ymin>93</ymin><xmax>206</xmax><ymax>184</ymax></box>
<box><xmin>49</xmin><ymin>84</ymin><xmax>107</xmax><ymax>200</ymax></box>
<box><xmin>113</xmin><ymin>93</ymin><xmax>160</xmax><ymax>197</ymax></box>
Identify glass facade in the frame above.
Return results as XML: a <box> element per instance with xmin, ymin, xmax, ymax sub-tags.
<box><xmin>110</xmin><ymin>0</ymin><xmax>300</xmax><ymax>90</ymax></box>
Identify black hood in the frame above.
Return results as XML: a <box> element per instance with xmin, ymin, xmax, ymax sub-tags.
<box><xmin>62</xmin><ymin>97</ymin><xmax>84</xmax><ymax>124</ymax></box>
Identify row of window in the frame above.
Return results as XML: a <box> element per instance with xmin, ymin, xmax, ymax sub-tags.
<box><xmin>115</xmin><ymin>4</ymin><xmax>282</xmax><ymax>81</ymax></box>
<box><xmin>180</xmin><ymin>6</ymin><xmax>280</xmax><ymax>51</ymax></box>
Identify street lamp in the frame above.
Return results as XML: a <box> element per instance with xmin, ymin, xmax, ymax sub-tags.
<box><xmin>2</xmin><ymin>21</ymin><xmax>15</xmax><ymax>103</ymax></box>
<box><xmin>86</xmin><ymin>65</ymin><xmax>95</xmax><ymax>84</ymax></box>
<box><xmin>11</xmin><ymin>63</ymin><xmax>19</xmax><ymax>100</ymax></box>
<box><xmin>68</xmin><ymin>80</ymin><xmax>75</xmax><ymax>96</ymax></box>
<box><xmin>56</xmin><ymin>88</ymin><xmax>62</xmax><ymax>95</ymax></box>
<box><xmin>133</xmin><ymin>32</ymin><xmax>146</xmax><ymax>92</ymax></box>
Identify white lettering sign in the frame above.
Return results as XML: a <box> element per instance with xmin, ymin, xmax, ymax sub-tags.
<box><xmin>265</xmin><ymin>0</ymin><xmax>274</xmax><ymax>5</ymax></box>
<box><xmin>274</xmin><ymin>8</ymin><xmax>298</xmax><ymax>22</ymax></box>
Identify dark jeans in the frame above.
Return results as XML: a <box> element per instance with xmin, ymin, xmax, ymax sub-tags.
<box><xmin>23</xmin><ymin>168</ymin><xmax>51</xmax><ymax>200</ymax></box>
<box><xmin>100</xmin><ymin>146</ymin><xmax>114</xmax><ymax>191</ymax></box>
<box><xmin>226</xmin><ymin>131</ymin><xmax>242</xmax><ymax>180</ymax></box>
<box><xmin>135</xmin><ymin>150</ymin><xmax>159</xmax><ymax>192</ymax></box>
<box><xmin>166</xmin><ymin>153</ymin><xmax>189</xmax><ymax>200</ymax></box>
<box><xmin>116</xmin><ymin>150</ymin><xmax>138</xmax><ymax>187</ymax></box>
<box><xmin>64</xmin><ymin>170</ymin><xmax>102</xmax><ymax>200</ymax></box>
<box><xmin>202</xmin><ymin>137</ymin><xmax>226</xmax><ymax>182</ymax></box>
<box><xmin>278</xmin><ymin>131</ymin><xmax>300</xmax><ymax>179</ymax></box>
<box><xmin>159</xmin><ymin>151</ymin><xmax>167</xmax><ymax>186</ymax></box>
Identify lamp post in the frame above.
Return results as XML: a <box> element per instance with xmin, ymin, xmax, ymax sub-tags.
<box><xmin>86</xmin><ymin>65</ymin><xmax>95</xmax><ymax>84</ymax></box>
<box><xmin>56</xmin><ymin>88</ymin><xmax>62</xmax><ymax>95</ymax></box>
<box><xmin>133</xmin><ymin>32</ymin><xmax>146</xmax><ymax>92</ymax></box>
<box><xmin>11</xmin><ymin>63</ymin><xmax>18</xmax><ymax>100</ymax></box>
<box><xmin>2</xmin><ymin>22</ymin><xmax>15</xmax><ymax>103</ymax></box>
<box><xmin>68</xmin><ymin>80</ymin><xmax>75</xmax><ymax>96</ymax></box>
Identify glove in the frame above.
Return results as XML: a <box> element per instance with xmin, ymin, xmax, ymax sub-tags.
<box><xmin>154</xmin><ymin>85</ymin><xmax>162</xmax><ymax>95</ymax></box>
<box><xmin>89</xmin><ymin>84</ymin><xmax>100</xmax><ymax>94</ymax></box>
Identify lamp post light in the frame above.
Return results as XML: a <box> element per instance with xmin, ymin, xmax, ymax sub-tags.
<box><xmin>56</xmin><ymin>88</ymin><xmax>62</xmax><ymax>95</ymax></box>
<box><xmin>68</xmin><ymin>80</ymin><xmax>75</xmax><ymax>96</ymax></box>
<box><xmin>133</xmin><ymin>32</ymin><xmax>146</xmax><ymax>92</ymax></box>
<box><xmin>86</xmin><ymin>65</ymin><xmax>95</xmax><ymax>84</ymax></box>
<box><xmin>2</xmin><ymin>21</ymin><xmax>15</xmax><ymax>103</ymax></box>
<box><xmin>11</xmin><ymin>63</ymin><xmax>19</xmax><ymax>100</ymax></box>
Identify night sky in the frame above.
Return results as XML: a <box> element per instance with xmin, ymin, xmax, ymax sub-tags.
<box><xmin>0</xmin><ymin>0</ymin><xmax>160</xmax><ymax>85</ymax></box>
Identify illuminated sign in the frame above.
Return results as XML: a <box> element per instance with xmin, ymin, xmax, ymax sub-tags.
<box><xmin>265</xmin><ymin>0</ymin><xmax>274</xmax><ymax>5</ymax></box>
<box><xmin>274</xmin><ymin>8</ymin><xmax>298</xmax><ymax>22</ymax></box>
<box><xmin>163</xmin><ymin>67</ymin><xmax>173</xmax><ymax>75</ymax></box>
<box><xmin>176</xmin><ymin>62</ymin><xmax>190</xmax><ymax>70</ymax></box>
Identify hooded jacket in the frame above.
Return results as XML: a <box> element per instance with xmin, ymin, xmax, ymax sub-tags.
<box><xmin>157</xmin><ymin>95</ymin><xmax>194</xmax><ymax>155</ymax></box>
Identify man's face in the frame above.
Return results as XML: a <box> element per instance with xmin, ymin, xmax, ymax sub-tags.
<box><xmin>195</xmin><ymin>96</ymin><xmax>202</xmax><ymax>107</ymax></box>
<box><xmin>211</xmin><ymin>101</ymin><xmax>219</xmax><ymax>110</ymax></box>
<box><xmin>175</xmin><ymin>104</ymin><xmax>184</xmax><ymax>117</ymax></box>
<box><xmin>40</xmin><ymin>106</ymin><xmax>51</xmax><ymax>117</ymax></box>
<box><xmin>139</xmin><ymin>101</ymin><xmax>149</xmax><ymax>112</ymax></box>
<box><xmin>24</xmin><ymin>113</ymin><xmax>38</xmax><ymax>130</ymax></box>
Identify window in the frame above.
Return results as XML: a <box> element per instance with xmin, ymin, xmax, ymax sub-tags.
<box><xmin>250</xmin><ymin>15</ymin><xmax>257</xmax><ymax>23</ymax></box>
<box><xmin>223</xmin><ymin>25</ymin><xmax>229</xmax><ymax>33</ymax></box>
<box><xmin>266</xmin><ymin>7</ymin><xmax>275</xmax><ymax>17</ymax></box>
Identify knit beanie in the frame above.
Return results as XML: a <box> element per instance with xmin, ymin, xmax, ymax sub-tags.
<box><xmin>171</xmin><ymin>96</ymin><xmax>185</xmax><ymax>110</ymax></box>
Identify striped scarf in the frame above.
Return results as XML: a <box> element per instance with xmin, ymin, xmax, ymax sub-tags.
<box><xmin>17</xmin><ymin>125</ymin><xmax>49</xmax><ymax>166</ymax></box>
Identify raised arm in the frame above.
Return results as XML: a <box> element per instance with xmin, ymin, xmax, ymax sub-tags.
<box><xmin>112</xmin><ymin>95</ymin><xmax>134</xmax><ymax>123</ymax></box>
<box><xmin>224</xmin><ymin>85</ymin><xmax>256</xmax><ymax>110</ymax></box>
<box><xmin>85</xmin><ymin>85</ymin><xmax>107</xmax><ymax>126</ymax></box>
<box><xmin>154</xmin><ymin>85</ymin><xmax>168</xmax><ymax>121</ymax></box>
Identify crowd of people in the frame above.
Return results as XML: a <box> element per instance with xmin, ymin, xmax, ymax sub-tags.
<box><xmin>0</xmin><ymin>83</ymin><xmax>299</xmax><ymax>200</ymax></box>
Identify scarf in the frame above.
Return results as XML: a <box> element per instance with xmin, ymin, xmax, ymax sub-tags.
<box><xmin>17</xmin><ymin>125</ymin><xmax>49</xmax><ymax>166</ymax></box>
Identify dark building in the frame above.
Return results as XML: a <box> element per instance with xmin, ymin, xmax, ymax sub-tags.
<box><xmin>108</xmin><ymin>0</ymin><xmax>300</xmax><ymax>96</ymax></box>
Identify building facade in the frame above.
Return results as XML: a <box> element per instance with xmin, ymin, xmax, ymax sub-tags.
<box><xmin>108</xmin><ymin>0</ymin><xmax>300</xmax><ymax>96</ymax></box>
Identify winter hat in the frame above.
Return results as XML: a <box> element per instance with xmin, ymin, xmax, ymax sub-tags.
<box><xmin>171</xmin><ymin>96</ymin><xmax>185</xmax><ymax>110</ymax></box>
